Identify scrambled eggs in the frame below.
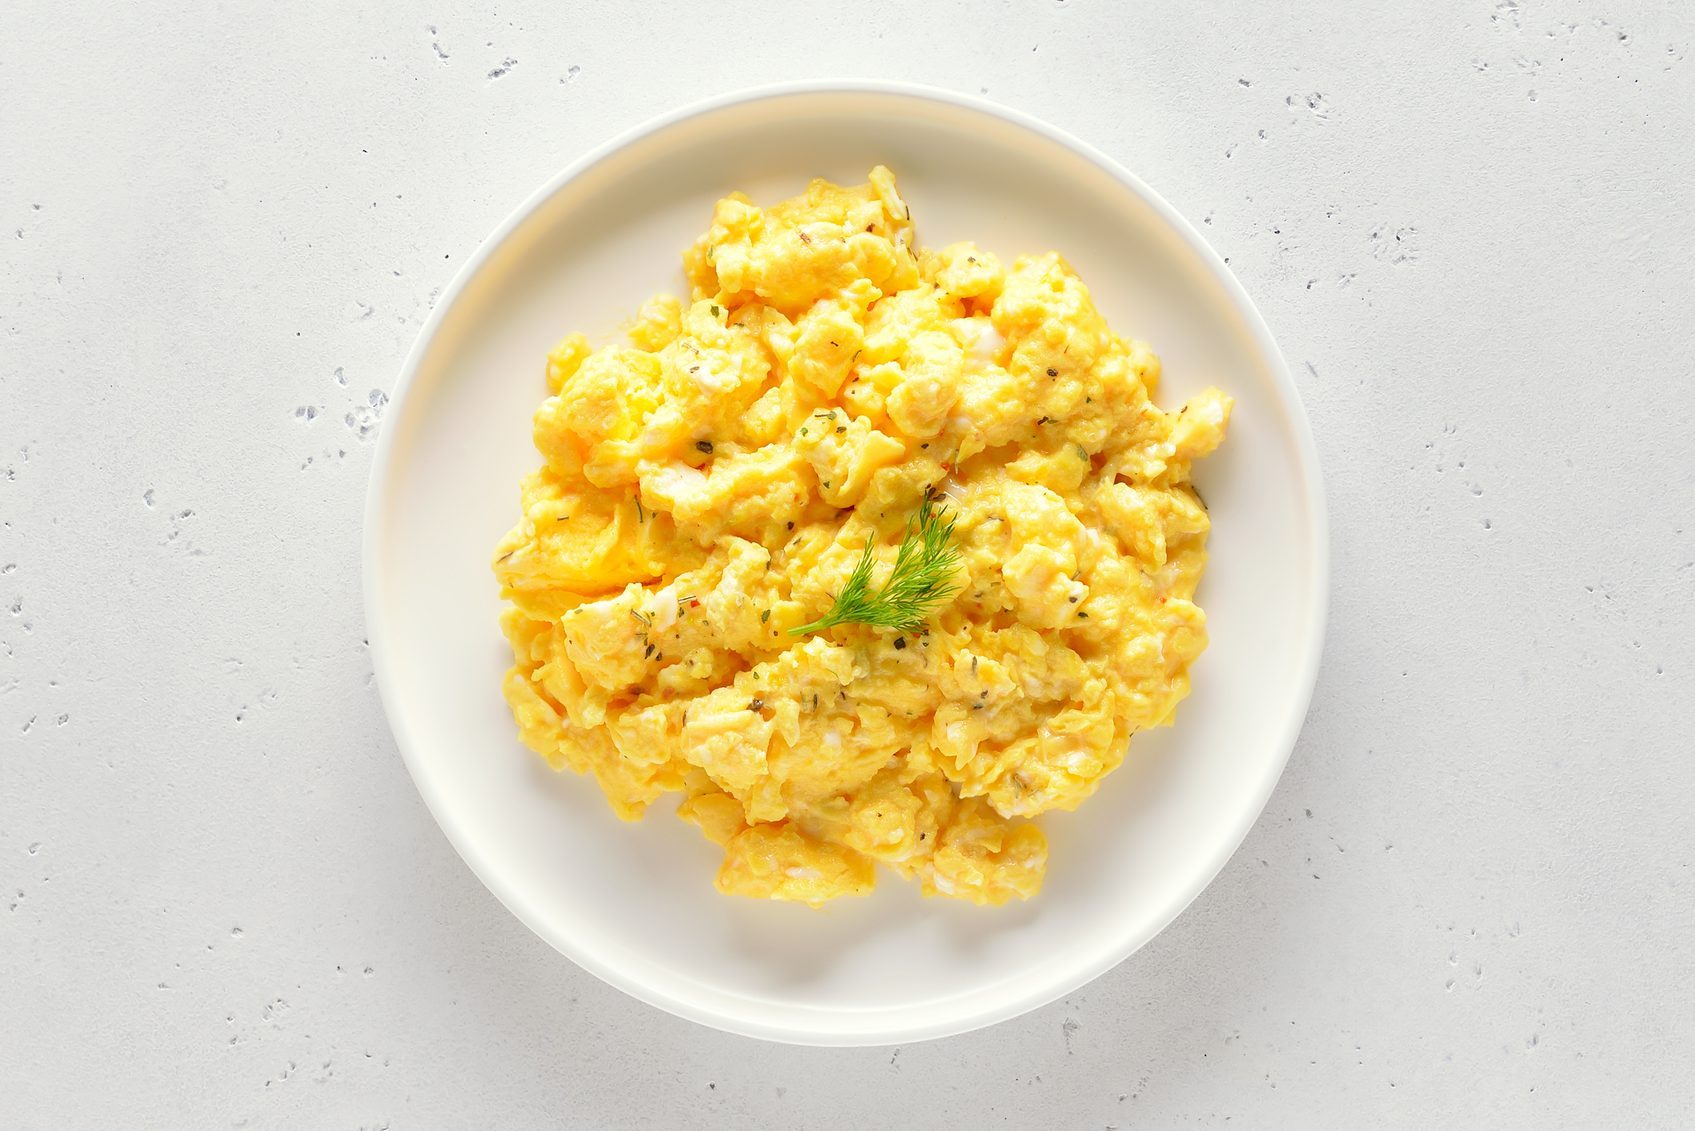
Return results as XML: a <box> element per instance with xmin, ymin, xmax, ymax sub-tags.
<box><xmin>494</xmin><ymin>167</ymin><xmax>1230</xmax><ymax>906</ymax></box>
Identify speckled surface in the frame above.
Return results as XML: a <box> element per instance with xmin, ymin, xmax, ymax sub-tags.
<box><xmin>4</xmin><ymin>1</ymin><xmax>1694</xmax><ymax>1126</ymax></box>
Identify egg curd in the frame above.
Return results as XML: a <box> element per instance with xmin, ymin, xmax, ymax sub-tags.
<box><xmin>494</xmin><ymin>167</ymin><xmax>1230</xmax><ymax>907</ymax></box>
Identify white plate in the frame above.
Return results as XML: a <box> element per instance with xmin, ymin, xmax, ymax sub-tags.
<box><xmin>364</xmin><ymin>81</ymin><xmax>1327</xmax><ymax>1046</ymax></box>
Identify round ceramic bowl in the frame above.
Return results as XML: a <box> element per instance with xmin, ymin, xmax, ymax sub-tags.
<box><xmin>364</xmin><ymin>81</ymin><xmax>1327</xmax><ymax>1046</ymax></box>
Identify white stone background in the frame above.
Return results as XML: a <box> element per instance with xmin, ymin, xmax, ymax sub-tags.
<box><xmin>3</xmin><ymin>0</ymin><xmax>1693</xmax><ymax>1126</ymax></box>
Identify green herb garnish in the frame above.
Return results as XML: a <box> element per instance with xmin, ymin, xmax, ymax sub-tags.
<box><xmin>789</xmin><ymin>496</ymin><xmax>960</xmax><ymax>636</ymax></box>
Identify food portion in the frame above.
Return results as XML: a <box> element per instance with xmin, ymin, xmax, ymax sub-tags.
<box><xmin>494</xmin><ymin>167</ymin><xmax>1230</xmax><ymax>906</ymax></box>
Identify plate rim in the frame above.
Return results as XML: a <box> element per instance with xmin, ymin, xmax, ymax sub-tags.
<box><xmin>362</xmin><ymin>78</ymin><xmax>1330</xmax><ymax>1046</ymax></box>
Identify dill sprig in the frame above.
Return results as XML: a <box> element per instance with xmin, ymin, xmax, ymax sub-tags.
<box><xmin>790</xmin><ymin>495</ymin><xmax>961</xmax><ymax>636</ymax></box>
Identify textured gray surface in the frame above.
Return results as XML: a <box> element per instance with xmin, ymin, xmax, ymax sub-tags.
<box><xmin>4</xmin><ymin>1</ymin><xmax>1693</xmax><ymax>1126</ymax></box>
